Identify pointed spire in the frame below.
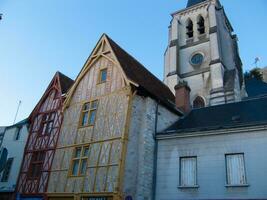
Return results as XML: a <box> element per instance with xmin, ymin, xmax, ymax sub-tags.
<box><xmin>187</xmin><ymin>0</ymin><xmax>207</xmax><ymax>8</ymax></box>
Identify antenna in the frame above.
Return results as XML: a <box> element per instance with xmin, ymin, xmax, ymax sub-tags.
<box><xmin>254</xmin><ymin>57</ymin><xmax>260</xmax><ymax>68</ymax></box>
<box><xmin>13</xmin><ymin>100</ymin><xmax>22</xmax><ymax>125</ymax></box>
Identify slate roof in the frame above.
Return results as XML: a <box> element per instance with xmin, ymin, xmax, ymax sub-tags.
<box><xmin>106</xmin><ymin>35</ymin><xmax>180</xmax><ymax>114</ymax></box>
<box><xmin>187</xmin><ymin>0</ymin><xmax>207</xmax><ymax>8</ymax></box>
<box><xmin>161</xmin><ymin>96</ymin><xmax>267</xmax><ymax>134</ymax></box>
<box><xmin>245</xmin><ymin>78</ymin><xmax>267</xmax><ymax>98</ymax></box>
<box><xmin>6</xmin><ymin>118</ymin><xmax>28</xmax><ymax>129</ymax></box>
<box><xmin>58</xmin><ymin>71</ymin><xmax>74</xmax><ymax>94</ymax></box>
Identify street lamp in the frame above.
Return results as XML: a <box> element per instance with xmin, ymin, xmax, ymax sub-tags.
<box><xmin>0</xmin><ymin>14</ymin><xmax>2</xmax><ymax>20</ymax></box>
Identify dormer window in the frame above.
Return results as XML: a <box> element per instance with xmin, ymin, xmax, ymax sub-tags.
<box><xmin>186</xmin><ymin>19</ymin><xmax>194</xmax><ymax>38</ymax></box>
<box><xmin>197</xmin><ymin>16</ymin><xmax>205</xmax><ymax>34</ymax></box>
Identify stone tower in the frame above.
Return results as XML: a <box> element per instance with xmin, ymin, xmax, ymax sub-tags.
<box><xmin>164</xmin><ymin>0</ymin><xmax>245</xmax><ymax>107</ymax></box>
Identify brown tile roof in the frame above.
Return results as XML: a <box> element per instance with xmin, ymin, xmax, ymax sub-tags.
<box><xmin>106</xmin><ymin>35</ymin><xmax>177</xmax><ymax>110</ymax></box>
<box><xmin>57</xmin><ymin>71</ymin><xmax>74</xmax><ymax>94</ymax></box>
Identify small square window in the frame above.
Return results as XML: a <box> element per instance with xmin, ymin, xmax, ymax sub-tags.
<box><xmin>226</xmin><ymin>153</ymin><xmax>247</xmax><ymax>186</ymax></box>
<box><xmin>179</xmin><ymin>157</ymin><xmax>197</xmax><ymax>187</ymax></box>
<box><xmin>99</xmin><ymin>69</ymin><xmax>107</xmax><ymax>83</ymax></box>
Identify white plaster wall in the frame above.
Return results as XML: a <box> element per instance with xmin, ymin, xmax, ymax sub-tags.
<box><xmin>156</xmin><ymin>129</ymin><xmax>267</xmax><ymax>199</ymax></box>
<box><xmin>123</xmin><ymin>95</ymin><xmax>179</xmax><ymax>200</ymax></box>
<box><xmin>0</xmin><ymin>125</ymin><xmax>28</xmax><ymax>192</ymax></box>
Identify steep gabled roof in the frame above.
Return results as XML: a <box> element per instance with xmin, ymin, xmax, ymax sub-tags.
<box><xmin>58</xmin><ymin>72</ymin><xmax>74</xmax><ymax>94</ymax></box>
<box><xmin>29</xmin><ymin>72</ymin><xmax>73</xmax><ymax>120</ymax></box>
<box><xmin>65</xmin><ymin>34</ymin><xmax>181</xmax><ymax>115</ymax></box>
<box><xmin>105</xmin><ymin>35</ymin><xmax>176</xmax><ymax>106</ymax></box>
<box><xmin>160</xmin><ymin>96</ymin><xmax>267</xmax><ymax>135</ymax></box>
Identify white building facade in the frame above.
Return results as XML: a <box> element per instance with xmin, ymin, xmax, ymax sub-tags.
<box><xmin>0</xmin><ymin>119</ymin><xmax>29</xmax><ymax>200</ymax></box>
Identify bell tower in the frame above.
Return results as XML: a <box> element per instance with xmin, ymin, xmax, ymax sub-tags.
<box><xmin>164</xmin><ymin>0</ymin><xmax>245</xmax><ymax>107</ymax></box>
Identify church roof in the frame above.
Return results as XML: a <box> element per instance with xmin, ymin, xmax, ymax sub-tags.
<box><xmin>160</xmin><ymin>96</ymin><xmax>267</xmax><ymax>135</ymax></box>
<box><xmin>187</xmin><ymin>0</ymin><xmax>207</xmax><ymax>8</ymax></box>
<box><xmin>245</xmin><ymin>78</ymin><xmax>267</xmax><ymax>98</ymax></box>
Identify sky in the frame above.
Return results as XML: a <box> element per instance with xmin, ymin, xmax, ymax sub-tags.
<box><xmin>0</xmin><ymin>0</ymin><xmax>267</xmax><ymax>126</ymax></box>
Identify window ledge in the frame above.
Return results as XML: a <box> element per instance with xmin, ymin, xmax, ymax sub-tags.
<box><xmin>225</xmin><ymin>184</ymin><xmax>249</xmax><ymax>188</ymax></box>
<box><xmin>178</xmin><ymin>185</ymin><xmax>199</xmax><ymax>189</ymax></box>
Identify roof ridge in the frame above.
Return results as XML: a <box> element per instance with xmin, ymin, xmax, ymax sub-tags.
<box><xmin>105</xmin><ymin>35</ymin><xmax>174</xmax><ymax>97</ymax></box>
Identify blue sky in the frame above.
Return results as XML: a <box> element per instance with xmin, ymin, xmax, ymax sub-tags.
<box><xmin>0</xmin><ymin>0</ymin><xmax>267</xmax><ymax>126</ymax></box>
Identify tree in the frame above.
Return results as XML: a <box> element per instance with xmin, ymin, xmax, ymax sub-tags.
<box><xmin>244</xmin><ymin>68</ymin><xmax>263</xmax><ymax>81</ymax></box>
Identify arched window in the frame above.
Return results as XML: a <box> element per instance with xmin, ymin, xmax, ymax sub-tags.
<box><xmin>193</xmin><ymin>96</ymin><xmax>205</xmax><ymax>109</ymax></box>
<box><xmin>186</xmin><ymin>19</ymin><xmax>194</xmax><ymax>38</ymax></box>
<box><xmin>197</xmin><ymin>16</ymin><xmax>205</xmax><ymax>34</ymax></box>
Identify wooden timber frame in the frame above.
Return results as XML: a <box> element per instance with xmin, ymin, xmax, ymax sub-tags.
<box><xmin>46</xmin><ymin>35</ymin><xmax>137</xmax><ymax>200</ymax></box>
<box><xmin>16</xmin><ymin>72</ymin><xmax>71</xmax><ymax>200</ymax></box>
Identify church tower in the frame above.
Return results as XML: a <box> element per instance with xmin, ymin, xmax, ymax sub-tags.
<box><xmin>164</xmin><ymin>0</ymin><xmax>245</xmax><ymax>108</ymax></box>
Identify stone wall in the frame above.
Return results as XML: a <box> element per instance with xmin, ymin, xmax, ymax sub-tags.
<box><xmin>123</xmin><ymin>95</ymin><xmax>179</xmax><ymax>200</ymax></box>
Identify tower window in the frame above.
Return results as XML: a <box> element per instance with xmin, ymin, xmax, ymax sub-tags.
<box><xmin>197</xmin><ymin>16</ymin><xmax>205</xmax><ymax>34</ymax></box>
<box><xmin>186</xmin><ymin>19</ymin><xmax>194</xmax><ymax>38</ymax></box>
<box><xmin>193</xmin><ymin>96</ymin><xmax>205</xmax><ymax>109</ymax></box>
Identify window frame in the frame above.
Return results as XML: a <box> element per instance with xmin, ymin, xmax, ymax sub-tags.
<box><xmin>178</xmin><ymin>156</ymin><xmax>198</xmax><ymax>188</ymax></box>
<box><xmin>28</xmin><ymin>151</ymin><xmax>46</xmax><ymax>180</ymax></box>
<box><xmin>197</xmin><ymin>15</ymin><xmax>205</xmax><ymax>35</ymax></box>
<box><xmin>186</xmin><ymin>19</ymin><xmax>194</xmax><ymax>39</ymax></box>
<box><xmin>1</xmin><ymin>157</ymin><xmax>14</xmax><ymax>182</ymax></box>
<box><xmin>98</xmin><ymin>68</ymin><xmax>108</xmax><ymax>84</ymax></box>
<box><xmin>39</xmin><ymin>112</ymin><xmax>56</xmax><ymax>136</ymax></box>
<box><xmin>225</xmin><ymin>153</ymin><xmax>249</xmax><ymax>187</ymax></box>
<box><xmin>79</xmin><ymin>100</ymin><xmax>99</xmax><ymax>128</ymax></box>
<box><xmin>70</xmin><ymin>146</ymin><xmax>90</xmax><ymax>177</ymax></box>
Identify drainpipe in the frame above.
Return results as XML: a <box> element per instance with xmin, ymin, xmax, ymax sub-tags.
<box><xmin>152</xmin><ymin>101</ymin><xmax>159</xmax><ymax>200</ymax></box>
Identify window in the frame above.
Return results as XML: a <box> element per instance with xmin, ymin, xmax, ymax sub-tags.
<box><xmin>99</xmin><ymin>69</ymin><xmax>107</xmax><ymax>83</ymax></box>
<box><xmin>71</xmin><ymin>146</ymin><xmax>90</xmax><ymax>176</ymax></box>
<box><xmin>186</xmin><ymin>19</ymin><xmax>194</xmax><ymax>38</ymax></box>
<box><xmin>197</xmin><ymin>16</ymin><xmax>205</xmax><ymax>34</ymax></box>
<box><xmin>39</xmin><ymin>112</ymin><xmax>56</xmax><ymax>135</ymax></box>
<box><xmin>226</xmin><ymin>154</ymin><xmax>247</xmax><ymax>186</ymax></box>
<box><xmin>179</xmin><ymin>157</ymin><xmax>197</xmax><ymax>187</ymax></box>
<box><xmin>1</xmin><ymin>158</ymin><xmax>13</xmax><ymax>182</ymax></box>
<box><xmin>193</xmin><ymin>96</ymin><xmax>205</xmax><ymax>109</ymax></box>
<box><xmin>29</xmin><ymin>151</ymin><xmax>45</xmax><ymax>179</ymax></box>
<box><xmin>14</xmin><ymin>127</ymin><xmax>22</xmax><ymax>140</ymax></box>
<box><xmin>80</xmin><ymin>100</ymin><xmax>98</xmax><ymax>127</ymax></box>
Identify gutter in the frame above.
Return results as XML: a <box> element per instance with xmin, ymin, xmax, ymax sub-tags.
<box><xmin>152</xmin><ymin>101</ymin><xmax>159</xmax><ymax>200</ymax></box>
<box><xmin>157</xmin><ymin>124</ymin><xmax>267</xmax><ymax>140</ymax></box>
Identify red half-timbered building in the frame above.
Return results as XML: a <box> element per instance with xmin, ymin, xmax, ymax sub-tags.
<box><xmin>16</xmin><ymin>72</ymin><xmax>73</xmax><ymax>200</ymax></box>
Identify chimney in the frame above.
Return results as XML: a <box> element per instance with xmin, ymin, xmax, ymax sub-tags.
<box><xmin>174</xmin><ymin>81</ymin><xmax>191</xmax><ymax>113</ymax></box>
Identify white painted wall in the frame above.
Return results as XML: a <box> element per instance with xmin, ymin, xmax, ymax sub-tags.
<box><xmin>0</xmin><ymin>123</ymin><xmax>28</xmax><ymax>193</ymax></box>
<box><xmin>156</xmin><ymin>129</ymin><xmax>267</xmax><ymax>199</ymax></box>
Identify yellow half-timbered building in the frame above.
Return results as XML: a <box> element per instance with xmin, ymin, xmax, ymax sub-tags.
<box><xmin>47</xmin><ymin>34</ymin><xmax>181</xmax><ymax>200</ymax></box>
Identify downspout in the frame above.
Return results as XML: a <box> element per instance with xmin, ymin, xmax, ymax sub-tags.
<box><xmin>152</xmin><ymin>101</ymin><xmax>160</xmax><ymax>200</ymax></box>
